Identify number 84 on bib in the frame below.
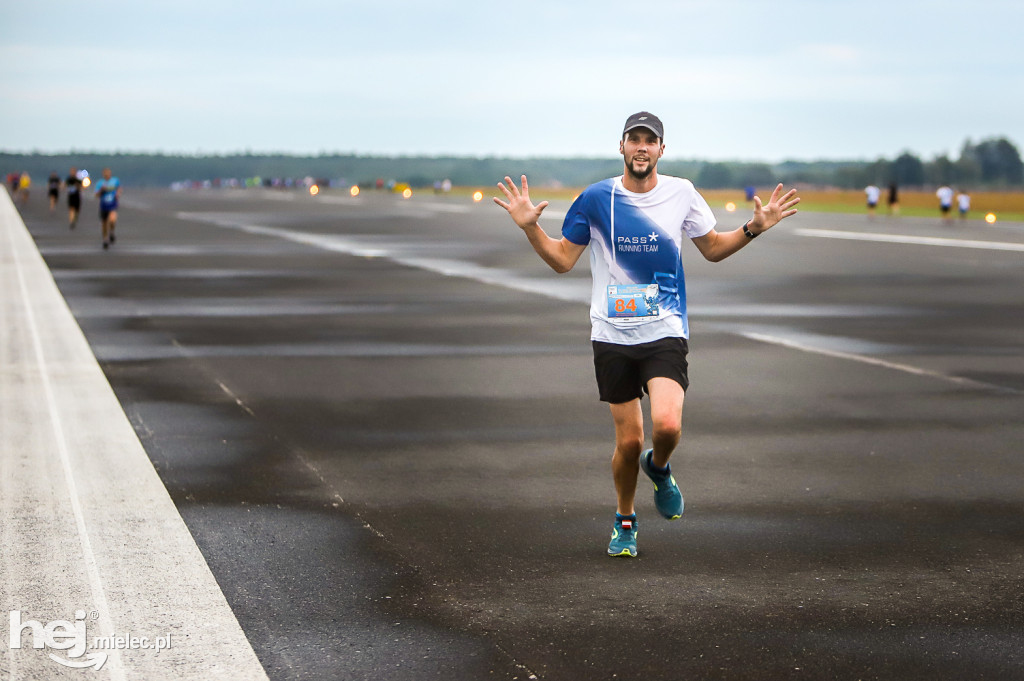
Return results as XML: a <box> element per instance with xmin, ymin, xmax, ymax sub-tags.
<box><xmin>607</xmin><ymin>284</ymin><xmax>659</xmax><ymax>319</ymax></box>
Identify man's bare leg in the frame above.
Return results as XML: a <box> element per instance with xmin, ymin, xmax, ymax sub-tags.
<box><xmin>647</xmin><ymin>376</ymin><xmax>685</xmax><ymax>469</ymax></box>
<box><xmin>609</xmin><ymin>398</ymin><xmax>644</xmax><ymax>516</ymax></box>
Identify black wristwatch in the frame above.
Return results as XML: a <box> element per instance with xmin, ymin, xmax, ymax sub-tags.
<box><xmin>742</xmin><ymin>221</ymin><xmax>758</xmax><ymax>239</ymax></box>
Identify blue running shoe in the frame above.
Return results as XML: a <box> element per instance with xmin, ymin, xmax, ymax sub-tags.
<box><xmin>640</xmin><ymin>448</ymin><xmax>683</xmax><ymax>519</ymax></box>
<box><xmin>607</xmin><ymin>514</ymin><xmax>638</xmax><ymax>557</ymax></box>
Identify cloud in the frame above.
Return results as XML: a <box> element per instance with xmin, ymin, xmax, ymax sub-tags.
<box><xmin>800</xmin><ymin>43</ymin><xmax>862</xmax><ymax>66</ymax></box>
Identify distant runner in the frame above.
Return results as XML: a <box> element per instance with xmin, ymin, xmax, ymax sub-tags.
<box><xmin>957</xmin><ymin>190</ymin><xmax>970</xmax><ymax>219</ymax></box>
<box><xmin>936</xmin><ymin>185</ymin><xmax>954</xmax><ymax>224</ymax></box>
<box><xmin>47</xmin><ymin>172</ymin><xmax>61</xmax><ymax>212</ymax></box>
<box><xmin>66</xmin><ymin>167</ymin><xmax>82</xmax><ymax>229</ymax></box>
<box><xmin>94</xmin><ymin>167</ymin><xmax>121</xmax><ymax>249</ymax></box>
<box><xmin>17</xmin><ymin>172</ymin><xmax>31</xmax><ymax>207</ymax></box>
<box><xmin>887</xmin><ymin>182</ymin><xmax>899</xmax><ymax>215</ymax></box>
<box><xmin>864</xmin><ymin>184</ymin><xmax>880</xmax><ymax>218</ymax></box>
<box><xmin>495</xmin><ymin>112</ymin><xmax>800</xmax><ymax>558</ymax></box>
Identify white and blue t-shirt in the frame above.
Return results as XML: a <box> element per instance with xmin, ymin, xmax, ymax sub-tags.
<box><xmin>97</xmin><ymin>177</ymin><xmax>120</xmax><ymax>210</ymax></box>
<box><xmin>561</xmin><ymin>175</ymin><xmax>716</xmax><ymax>345</ymax></box>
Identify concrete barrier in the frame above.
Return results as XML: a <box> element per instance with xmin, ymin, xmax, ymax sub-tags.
<box><xmin>0</xmin><ymin>189</ymin><xmax>268</xmax><ymax>680</ymax></box>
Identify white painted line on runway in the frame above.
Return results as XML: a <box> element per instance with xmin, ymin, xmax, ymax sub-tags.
<box><xmin>71</xmin><ymin>299</ymin><xmax>400</xmax><ymax>318</ymax></box>
<box><xmin>743</xmin><ymin>332</ymin><xmax>1022</xmax><ymax>395</ymax></box>
<box><xmin>176</xmin><ymin>212</ymin><xmax>591</xmax><ymax>303</ymax></box>
<box><xmin>53</xmin><ymin>268</ymin><xmax>297</xmax><ymax>279</ymax></box>
<box><xmin>305</xmin><ymin>195</ymin><xmax>364</xmax><ymax>205</ymax></box>
<box><xmin>40</xmin><ymin>243</ymin><xmax>307</xmax><ymax>256</ymax></box>
<box><xmin>793</xmin><ymin>228</ymin><xmax>1024</xmax><ymax>252</ymax></box>
<box><xmin>93</xmin><ymin>342</ymin><xmax>577</xmax><ymax>362</ymax></box>
<box><xmin>7</xmin><ymin>199</ymin><xmax>128</xmax><ymax>681</ymax></box>
<box><xmin>215</xmin><ymin>380</ymin><xmax>256</xmax><ymax>417</ymax></box>
<box><xmin>175</xmin><ymin>212</ymin><xmax>1016</xmax><ymax>394</ymax></box>
<box><xmin>415</xmin><ymin>201</ymin><xmax>472</xmax><ymax>213</ymax></box>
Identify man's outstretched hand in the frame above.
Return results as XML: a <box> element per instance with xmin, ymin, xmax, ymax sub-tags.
<box><xmin>494</xmin><ymin>175</ymin><xmax>549</xmax><ymax>230</ymax></box>
<box><xmin>749</xmin><ymin>183</ymin><xmax>801</xmax><ymax>235</ymax></box>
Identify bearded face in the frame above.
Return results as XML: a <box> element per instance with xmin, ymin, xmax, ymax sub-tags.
<box><xmin>620</xmin><ymin>129</ymin><xmax>663</xmax><ymax>183</ymax></box>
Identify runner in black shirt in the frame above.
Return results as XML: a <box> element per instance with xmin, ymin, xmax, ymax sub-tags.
<box><xmin>48</xmin><ymin>172</ymin><xmax>61</xmax><ymax>213</ymax></box>
<box><xmin>66</xmin><ymin>167</ymin><xmax>82</xmax><ymax>229</ymax></box>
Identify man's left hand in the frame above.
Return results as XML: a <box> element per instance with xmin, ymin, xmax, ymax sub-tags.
<box><xmin>749</xmin><ymin>183</ymin><xmax>800</xmax><ymax>235</ymax></box>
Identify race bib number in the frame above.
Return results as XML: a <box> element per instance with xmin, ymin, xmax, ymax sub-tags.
<box><xmin>607</xmin><ymin>284</ymin><xmax>659</xmax><ymax>319</ymax></box>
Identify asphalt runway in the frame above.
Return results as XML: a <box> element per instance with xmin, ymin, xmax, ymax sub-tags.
<box><xmin>19</xmin><ymin>187</ymin><xmax>1024</xmax><ymax>680</ymax></box>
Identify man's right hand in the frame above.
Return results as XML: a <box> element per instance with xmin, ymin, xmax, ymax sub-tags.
<box><xmin>494</xmin><ymin>175</ymin><xmax>549</xmax><ymax>230</ymax></box>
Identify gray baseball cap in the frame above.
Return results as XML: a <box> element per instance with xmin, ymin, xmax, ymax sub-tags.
<box><xmin>622</xmin><ymin>111</ymin><xmax>664</xmax><ymax>140</ymax></box>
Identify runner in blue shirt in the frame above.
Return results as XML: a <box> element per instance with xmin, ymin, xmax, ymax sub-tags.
<box><xmin>95</xmin><ymin>167</ymin><xmax>121</xmax><ymax>249</ymax></box>
<box><xmin>495</xmin><ymin>112</ymin><xmax>800</xmax><ymax>557</ymax></box>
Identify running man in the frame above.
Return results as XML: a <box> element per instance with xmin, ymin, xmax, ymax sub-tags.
<box><xmin>887</xmin><ymin>182</ymin><xmax>899</xmax><ymax>215</ymax></box>
<box><xmin>864</xmin><ymin>184</ymin><xmax>880</xmax><ymax>219</ymax></box>
<box><xmin>956</xmin><ymin>190</ymin><xmax>970</xmax><ymax>219</ymax></box>
<box><xmin>47</xmin><ymin>172</ymin><xmax>61</xmax><ymax>212</ymax></box>
<box><xmin>936</xmin><ymin>185</ymin><xmax>954</xmax><ymax>224</ymax></box>
<box><xmin>494</xmin><ymin>112</ymin><xmax>800</xmax><ymax>557</ymax></box>
<box><xmin>94</xmin><ymin>167</ymin><xmax>121</xmax><ymax>249</ymax></box>
<box><xmin>65</xmin><ymin>167</ymin><xmax>82</xmax><ymax>229</ymax></box>
<box><xmin>17</xmin><ymin>172</ymin><xmax>31</xmax><ymax>207</ymax></box>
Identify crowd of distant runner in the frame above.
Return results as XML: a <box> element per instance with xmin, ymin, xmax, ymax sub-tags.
<box><xmin>7</xmin><ymin>167</ymin><xmax>121</xmax><ymax>248</ymax></box>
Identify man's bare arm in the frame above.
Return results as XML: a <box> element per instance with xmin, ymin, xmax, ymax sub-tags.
<box><xmin>494</xmin><ymin>174</ymin><xmax>586</xmax><ymax>273</ymax></box>
<box><xmin>692</xmin><ymin>183</ymin><xmax>800</xmax><ymax>262</ymax></box>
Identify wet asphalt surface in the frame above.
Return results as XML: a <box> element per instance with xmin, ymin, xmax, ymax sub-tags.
<box><xmin>18</xmin><ymin>188</ymin><xmax>1024</xmax><ymax>680</ymax></box>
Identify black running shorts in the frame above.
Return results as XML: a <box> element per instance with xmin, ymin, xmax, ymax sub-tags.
<box><xmin>592</xmin><ymin>337</ymin><xmax>689</xmax><ymax>404</ymax></box>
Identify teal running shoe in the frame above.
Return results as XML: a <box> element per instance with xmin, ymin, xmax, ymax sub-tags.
<box><xmin>640</xmin><ymin>448</ymin><xmax>683</xmax><ymax>519</ymax></box>
<box><xmin>608</xmin><ymin>514</ymin><xmax>638</xmax><ymax>557</ymax></box>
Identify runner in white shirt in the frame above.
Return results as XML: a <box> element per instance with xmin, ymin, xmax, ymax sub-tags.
<box><xmin>957</xmin><ymin>191</ymin><xmax>970</xmax><ymax>219</ymax></box>
<box><xmin>562</xmin><ymin>173</ymin><xmax>716</xmax><ymax>346</ymax></box>
<box><xmin>494</xmin><ymin>112</ymin><xmax>800</xmax><ymax>557</ymax></box>
<box><xmin>937</xmin><ymin>185</ymin><xmax>954</xmax><ymax>223</ymax></box>
<box><xmin>864</xmin><ymin>184</ymin><xmax>880</xmax><ymax>218</ymax></box>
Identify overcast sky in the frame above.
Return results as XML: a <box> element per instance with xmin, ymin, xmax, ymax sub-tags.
<box><xmin>2</xmin><ymin>0</ymin><xmax>1023</xmax><ymax>162</ymax></box>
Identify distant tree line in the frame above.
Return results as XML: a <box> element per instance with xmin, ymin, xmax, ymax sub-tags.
<box><xmin>819</xmin><ymin>138</ymin><xmax>1024</xmax><ymax>190</ymax></box>
<box><xmin>3</xmin><ymin>136</ymin><xmax>1021</xmax><ymax>190</ymax></box>
<box><xmin>756</xmin><ymin>138</ymin><xmax>1023</xmax><ymax>190</ymax></box>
